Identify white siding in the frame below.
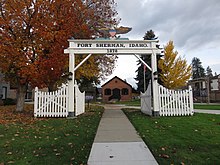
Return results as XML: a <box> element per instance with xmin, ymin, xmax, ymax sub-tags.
<box><xmin>211</xmin><ymin>79</ymin><xmax>219</xmax><ymax>91</ymax></box>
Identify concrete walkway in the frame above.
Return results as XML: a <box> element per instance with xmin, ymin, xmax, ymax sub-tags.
<box><xmin>194</xmin><ymin>109</ymin><xmax>220</xmax><ymax>114</ymax></box>
<box><xmin>87</xmin><ymin>104</ymin><xmax>158</xmax><ymax>165</ymax></box>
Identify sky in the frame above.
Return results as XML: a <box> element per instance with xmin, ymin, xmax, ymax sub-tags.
<box><xmin>101</xmin><ymin>0</ymin><xmax>220</xmax><ymax>88</ymax></box>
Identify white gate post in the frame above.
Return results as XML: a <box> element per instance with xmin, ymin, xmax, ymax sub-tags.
<box><xmin>151</xmin><ymin>47</ymin><xmax>160</xmax><ymax>116</ymax></box>
<box><xmin>189</xmin><ymin>86</ymin><xmax>194</xmax><ymax>115</ymax></box>
<box><xmin>68</xmin><ymin>52</ymin><xmax>75</xmax><ymax>117</ymax></box>
<box><xmin>34</xmin><ymin>87</ymin><xmax>38</xmax><ymax>117</ymax></box>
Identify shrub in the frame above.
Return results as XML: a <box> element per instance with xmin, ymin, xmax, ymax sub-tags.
<box><xmin>3</xmin><ymin>98</ymin><xmax>16</xmax><ymax>105</ymax></box>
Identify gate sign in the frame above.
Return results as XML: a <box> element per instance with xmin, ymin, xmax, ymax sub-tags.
<box><xmin>66</xmin><ymin>39</ymin><xmax>160</xmax><ymax>54</ymax></box>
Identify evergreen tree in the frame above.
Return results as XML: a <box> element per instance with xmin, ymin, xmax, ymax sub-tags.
<box><xmin>135</xmin><ymin>55</ymin><xmax>151</xmax><ymax>92</ymax></box>
<box><xmin>192</xmin><ymin>57</ymin><xmax>205</xmax><ymax>79</ymax></box>
<box><xmin>135</xmin><ymin>30</ymin><xmax>154</xmax><ymax>92</ymax></box>
<box><xmin>206</xmin><ymin>66</ymin><xmax>213</xmax><ymax>77</ymax></box>
<box><xmin>135</xmin><ymin>30</ymin><xmax>161</xmax><ymax>92</ymax></box>
<box><xmin>158</xmin><ymin>41</ymin><xmax>192</xmax><ymax>89</ymax></box>
<box><xmin>143</xmin><ymin>30</ymin><xmax>158</xmax><ymax>40</ymax></box>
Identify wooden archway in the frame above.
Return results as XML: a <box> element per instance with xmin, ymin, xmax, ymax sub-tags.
<box><xmin>64</xmin><ymin>39</ymin><xmax>162</xmax><ymax>116</ymax></box>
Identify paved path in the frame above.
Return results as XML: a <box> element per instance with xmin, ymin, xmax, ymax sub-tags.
<box><xmin>194</xmin><ymin>109</ymin><xmax>220</xmax><ymax>114</ymax></box>
<box><xmin>87</xmin><ymin>104</ymin><xmax>158</xmax><ymax>165</ymax></box>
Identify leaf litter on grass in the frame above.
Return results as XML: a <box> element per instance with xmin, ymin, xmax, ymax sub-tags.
<box><xmin>0</xmin><ymin>105</ymin><xmax>47</xmax><ymax>125</ymax></box>
<box><xmin>0</xmin><ymin>105</ymin><xmax>104</xmax><ymax>164</ymax></box>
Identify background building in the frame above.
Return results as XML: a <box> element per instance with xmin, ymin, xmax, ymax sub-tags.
<box><xmin>188</xmin><ymin>75</ymin><xmax>220</xmax><ymax>103</ymax></box>
<box><xmin>101</xmin><ymin>76</ymin><xmax>132</xmax><ymax>102</ymax></box>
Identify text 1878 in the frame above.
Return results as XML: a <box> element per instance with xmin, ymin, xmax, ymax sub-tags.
<box><xmin>107</xmin><ymin>49</ymin><xmax>118</xmax><ymax>53</ymax></box>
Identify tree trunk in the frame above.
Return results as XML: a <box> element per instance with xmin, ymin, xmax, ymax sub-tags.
<box><xmin>16</xmin><ymin>83</ymin><xmax>27</xmax><ymax>112</ymax></box>
<box><xmin>0</xmin><ymin>98</ymin><xmax>3</xmax><ymax>106</ymax></box>
<box><xmin>48</xmin><ymin>83</ymin><xmax>56</xmax><ymax>92</ymax></box>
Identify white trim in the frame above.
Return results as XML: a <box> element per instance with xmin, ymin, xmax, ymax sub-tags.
<box><xmin>134</xmin><ymin>54</ymin><xmax>152</xmax><ymax>71</ymax></box>
<box><xmin>74</xmin><ymin>54</ymin><xmax>92</xmax><ymax>72</ymax></box>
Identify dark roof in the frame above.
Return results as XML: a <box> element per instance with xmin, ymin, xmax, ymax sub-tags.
<box><xmin>188</xmin><ymin>77</ymin><xmax>206</xmax><ymax>83</ymax></box>
<box><xmin>212</xmin><ymin>74</ymin><xmax>220</xmax><ymax>79</ymax></box>
<box><xmin>101</xmin><ymin>76</ymin><xmax>132</xmax><ymax>88</ymax></box>
<box><xmin>189</xmin><ymin>75</ymin><xmax>220</xmax><ymax>83</ymax></box>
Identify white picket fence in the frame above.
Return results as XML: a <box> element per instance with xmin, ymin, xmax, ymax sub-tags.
<box><xmin>158</xmin><ymin>85</ymin><xmax>194</xmax><ymax>116</ymax></box>
<box><xmin>34</xmin><ymin>84</ymin><xmax>68</xmax><ymax>117</ymax></box>
<box><xmin>34</xmin><ymin>84</ymin><xmax>85</xmax><ymax>117</ymax></box>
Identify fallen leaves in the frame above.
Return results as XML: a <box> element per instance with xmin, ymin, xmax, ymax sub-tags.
<box><xmin>64</xmin><ymin>133</ymin><xmax>70</xmax><ymax>137</ymax></box>
<box><xmin>159</xmin><ymin>154</ymin><xmax>170</xmax><ymax>159</ymax></box>
<box><xmin>0</xmin><ymin>105</ymin><xmax>47</xmax><ymax>124</ymax></box>
<box><xmin>14</xmin><ymin>134</ymin><xmax>19</xmax><ymax>137</ymax></box>
<box><xmin>55</xmin><ymin>153</ymin><xmax>61</xmax><ymax>156</ymax></box>
<box><xmin>7</xmin><ymin>161</ymin><xmax>15</xmax><ymax>164</ymax></box>
<box><xmin>0</xmin><ymin>105</ymin><xmax>103</xmax><ymax>164</ymax></box>
<box><xmin>159</xmin><ymin>146</ymin><xmax>179</xmax><ymax>160</ymax></box>
<box><xmin>161</xmin><ymin>147</ymin><xmax>166</xmax><ymax>151</ymax></box>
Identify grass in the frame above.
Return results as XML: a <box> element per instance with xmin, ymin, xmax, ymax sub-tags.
<box><xmin>0</xmin><ymin>105</ymin><xmax>104</xmax><ymax>165</ymax></box>
<box><xmin>194</xmin><ymin>104</ymin><xmax>220</xmax><ymax>110</ymax></box>
<box><xmin>115</xmin><ymin>99</ymin><xmax>141</xmax><ymax>106</ymax></box>
<box><xmin>115</xmin><ymin>99</ymin><xmax>220</xmax><ymax>110</ymax></box>
<box><xmin>123</xmin><ymin>109</ymin><xmax>220</xmax><ymax>165</ymax></box>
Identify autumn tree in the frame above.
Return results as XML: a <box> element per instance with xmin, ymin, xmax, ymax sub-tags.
<box><xmin>30</xmin><ymin>0</ymin><xmax>118</xmax><ymax>90</ymax></box>
<box><xmin>158</xmin><ymin>41</ymin><xmax>191</xmax><ymax>89</ymax></box>
<box><xmin>74</xmin><ymin>0</ymin><xmax>118</xmax><ymax>87</ymax></box>
<box><xmin>0</xmin><ymin>0</ymin><xmax>118</xmax><ymax>112</ymax></box>
<box><xmin>191</xmin><ymin>57</ymin><xmax>205</xmax><ymax>79</ymax></box>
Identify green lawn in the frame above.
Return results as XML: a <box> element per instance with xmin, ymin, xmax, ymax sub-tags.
<box><xmin>194</xmin><ymin>104</ymin><xmax>220</xmax><ymax>110</ymax></box>
<box><xmin>116</xmin><ymin>100</ymin><xmax>220</xmax><ymax>110</ymax></box>
<box><xmin>115</xmin><ymin>99</ymin><xmax>141</xmax><ymax>106</ymax></box>
<box><xmin>123</xmin><ymin>109</ymin><xmax>220</xmax><ymax>165</ymax></box>
<box><xmin>0</xmin><ymin>106</ymin><xmax>103</xmax><ymax>165</ymax></box>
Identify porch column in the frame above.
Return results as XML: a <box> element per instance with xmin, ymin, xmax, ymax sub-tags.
<box><xmin>151</xmin><ymin>48</ymin><xmax>160</xmax><ymax>116</ymax></box>
<box><xmin>68</xmin><ymin>52</ymin><xmax>75</xmax><ymax>117</ymax></box>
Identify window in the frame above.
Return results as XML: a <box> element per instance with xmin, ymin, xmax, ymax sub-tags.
<box><xmin>122</xmin><ymin>88</ymin><xmax>129</xmax><ymax>95</ymax></box>
<box><xmin>104</xmin><ymin>88</ymin><xmax>111</xmax><ymax>95</ymax></box>
<box><xmin>2</xmin><ymin>86</ymin><xmax>7</xmax><ymax>99</ymax></box>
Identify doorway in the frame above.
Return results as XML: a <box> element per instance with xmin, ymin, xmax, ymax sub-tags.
<box><xmin>112</xmin><ymin>88</ymin><xmax>121</xmax><ymax>101</ymax></box>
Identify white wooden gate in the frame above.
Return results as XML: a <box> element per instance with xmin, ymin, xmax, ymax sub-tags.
<box><xmin>34</xmin><ymin>83</ymin><xmax>85</xmax><ymax>117</ymax></box>
<box><xmin>75</xmin><ymin>85</ymin><xmax>85</xmax><ymax>116</ymax></box>
<box><xmin>158</xmin><ymin>85</ymin><xmax>194</xmax><ymax>116</ymax></box>
<box><xmin>141</xmin><ymin>82</ymin><xmax>152</xmax><ymax>116</ymax></box>
<box><xmin>34</xmin><ymin>84</ymin><xmax>69</xmax><ymax>117</ymax></box>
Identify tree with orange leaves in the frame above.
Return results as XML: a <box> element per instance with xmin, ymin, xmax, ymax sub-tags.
<box><xmin>0</xmin><ymin>0</ymin><xmax>118</xmax><ymax>112</ymax></box>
